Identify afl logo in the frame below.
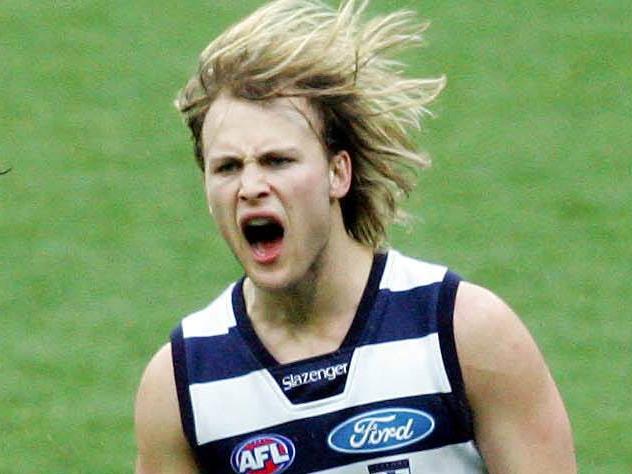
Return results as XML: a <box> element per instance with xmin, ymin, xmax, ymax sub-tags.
<box><xmin>230</xmin><ymin>434</ymin><xmax>296</xmax><ymax>474</ymax></box>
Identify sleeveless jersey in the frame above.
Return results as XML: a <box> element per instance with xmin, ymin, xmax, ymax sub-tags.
<box><xmin>171</xmin><ymin>250</ymin><xmax>486</xmax><ymax>473</ymax></box>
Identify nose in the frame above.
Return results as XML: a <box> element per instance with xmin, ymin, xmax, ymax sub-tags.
<box><xmin>238</xmin><ymin>163</ymin><xmax>270</xmax><ymax>201</ymax></box>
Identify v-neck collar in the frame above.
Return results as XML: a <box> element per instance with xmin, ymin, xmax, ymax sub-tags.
<box><xmin>232</xmin><ymin>252</ymin><xmax>388</xmax><ymax>368</ymax></box>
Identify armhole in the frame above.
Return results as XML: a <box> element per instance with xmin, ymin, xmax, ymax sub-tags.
<box><xmin>437</xmin><ymin>270</ymin><xmax>475</xmax><ymax>437</ymax></box>
<box><xmin>170</xmin><ymin>325</ymin><xmax>198</xmax><ymax>449</ymax></box>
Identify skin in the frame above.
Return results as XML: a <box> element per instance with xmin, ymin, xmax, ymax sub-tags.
<box><xmin>135</xmin><ymin>344</ymin><xmax>198</xmax><ymax>474</ymax></box>
<box><xmin>134</xmin><ymin>93</ymin><xmax>576</xmax><ymax>473</ymax></box>
<box><xmin>201</xmin><ymin>92</ymin><xmax>374</xmax><ymax>362</ymax></box>
<box><xmin>455</xmin><ymin>282</ymin><xmax>577</xmax><ymax>472</ymax></box>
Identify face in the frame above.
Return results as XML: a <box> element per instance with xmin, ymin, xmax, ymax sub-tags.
<box><xmin>201</xmin><ymin>92</ymin><xmax>351</xmax><ymax>292</ymax></box>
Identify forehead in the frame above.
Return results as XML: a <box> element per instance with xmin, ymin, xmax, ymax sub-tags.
<box><xmin>201</xmin><ymin>92</ymin><xmax>323</xmax><ymax>157</ymax></box>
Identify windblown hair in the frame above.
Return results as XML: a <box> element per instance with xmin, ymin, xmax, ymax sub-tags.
<box><xmin>175</xmin><ymin>0</ymin><xmax>445</xmax><ymax>248</ymax></box>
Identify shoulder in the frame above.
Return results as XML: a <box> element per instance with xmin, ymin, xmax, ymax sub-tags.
<box><xmin>136</xmin><ymin>343</ymin><xmax>176</xmax><ymax>401</ymax></box>
<box><xmin>135</xmin><ymin>344</ymin><xmax>182</xmax><ymax>446</ymax></box>
<box><xmin>453</xmin><ymin>281</ymin><xmax>545</xmax><ymax>387</ymax></box>
<box><xmin>453</xmin><ymin>282</ymin><xmax>576</xmax><ymax>472</ymax></box>
<box><xmin>381</xmin><ymin>249</ymin><xmax>448</xmax><ymax>290</ymax></box>
<box><xmin>453</xmin><ymin>281</ymin><xmax>548</xmax><ymax>399</ymax></box>
<box><xmin>134</xmin><ymin>344</ymin><xmax>198</xmax><ymax>473</ymax></box>
<box><xmin>177</xmin><ymin>283</ymin><xmax>238</xmax><ymax>339</ymax></box>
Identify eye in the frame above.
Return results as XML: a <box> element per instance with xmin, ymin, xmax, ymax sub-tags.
<box><xmin>262</xmin><ymin>155</ymin><xmax>293</xmax><ymax>168</ymax></box>
<box><xmin>213</xmin><ymin>159</ymin><xmax>241</xmax><ymax>174</ymax></box>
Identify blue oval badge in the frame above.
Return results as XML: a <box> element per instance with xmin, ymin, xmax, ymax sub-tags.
<box><xmin>328</xmin><ymin>408</ymin><xmax>434</xmax><ymax>453</ymax></box>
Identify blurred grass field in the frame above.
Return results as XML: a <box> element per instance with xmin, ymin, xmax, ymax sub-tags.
<box><xmin>1</xmin><ymin>0</ymin><xmax>630</xmax><ymax>472</ymax></box>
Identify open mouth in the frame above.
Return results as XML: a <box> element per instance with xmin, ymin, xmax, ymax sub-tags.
<box><xmin>241</xmin><ymin>217</ymin><xmax>285</xmax><ymax>263</ymax></box>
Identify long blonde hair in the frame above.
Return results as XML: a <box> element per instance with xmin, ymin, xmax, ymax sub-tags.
<box><xmin>175</xmin><ymin>0</ymin><xmax>445</xmax><ymax>248</ymax></box>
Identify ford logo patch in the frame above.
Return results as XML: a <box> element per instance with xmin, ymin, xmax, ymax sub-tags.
<box><xmin>327</xmin><ymin>408</ymin><xmax>434</xmax><ymax>453</ymax></box>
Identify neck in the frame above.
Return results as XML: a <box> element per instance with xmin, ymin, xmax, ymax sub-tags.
<box><xmin>244</xmin><ymin>234</ymin><xmax>375</xmax><ymax>332</ymax></box>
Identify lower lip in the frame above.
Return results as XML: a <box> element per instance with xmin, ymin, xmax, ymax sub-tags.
<box><xmin>251</xmin><ymin>237</ymin><xmax>284</xmax><ymax>264</ymax></box>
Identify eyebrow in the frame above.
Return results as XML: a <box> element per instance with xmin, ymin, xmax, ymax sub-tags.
<box><xmin>206</xmin><ymin>146</ymin><xmax>303</xmax><ymax>162</ymax></box>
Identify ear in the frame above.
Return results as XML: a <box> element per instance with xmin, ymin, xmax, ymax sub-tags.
<box><xmin>328</xmin><ymin>151</ymin><xmax>352</xmax><ymax>199</ymax></box>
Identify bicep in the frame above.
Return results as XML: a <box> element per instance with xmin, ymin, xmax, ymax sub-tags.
<box><xmin>134</xmin><ymin>344</ymin><xmax>199</xmax><ymax>474</ymax></box>
<box><xmin>454</xmin><ymin>282</ymin><xmax>576</xmax><ymax>473</ymax></box>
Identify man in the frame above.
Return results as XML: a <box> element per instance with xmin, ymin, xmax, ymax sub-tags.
<box><xmin>135</xmin><ymin>1</ymin><xmax>576</xmax><ymax>473</ymax></box>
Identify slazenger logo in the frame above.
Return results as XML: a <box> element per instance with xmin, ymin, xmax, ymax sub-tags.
<box><xmin>281</xmin><ymin>363</ymin><xmax>348</xmax><ymax>391</ymax></box>
<box><xmin>230</xmin><ymin>434</ymin><xmax>295</xmax><ymax>474</ymax></box>
<box><xmin>327</xmin><ymin>408</ymin><xmax>434</xmax><ymax>453</ymax></box>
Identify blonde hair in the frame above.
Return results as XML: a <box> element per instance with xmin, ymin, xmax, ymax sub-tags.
<box><xmin>175</xmin><ymin>0</ymin><xmax>445</xmax><ymax>248</ymax></box>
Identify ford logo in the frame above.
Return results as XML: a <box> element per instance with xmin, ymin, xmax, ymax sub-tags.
<box><xmin>328</xmin><ymin>408</ymin><xmax>434</xmax><ymax>453</ymax></box>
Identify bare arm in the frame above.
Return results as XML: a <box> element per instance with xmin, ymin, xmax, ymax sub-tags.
<box><xmin>454</xmin><ymin>282</ymin><xmax>576</xmax><ymax>473</ymax></box>
<box><xmin>134</xmin><ymin>344</ymin><xmax>199</xmax><ymax>474</ymax></box>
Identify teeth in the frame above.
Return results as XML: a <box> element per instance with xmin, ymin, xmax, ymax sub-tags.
<box><xmin>247</xmin><ymin>217</ymin><xmax>275</xmax><ymax>226</ymax></box>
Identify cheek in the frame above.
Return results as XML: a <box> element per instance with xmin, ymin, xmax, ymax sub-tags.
<box><xmin>205</xmin><ymin>183</ymin><xmax>237</xmax><ymax>231</ymax></box>
<box><xmin>284</xmin><ymin>172</ymin><xmax>332</xmax><ymax>223</ymax></box>
<box><xmin>210</xmin><ymin>207</ymin><xmax>237</xmax><ymax>245</ymax></box>
<box><xmin>293</xmin><ymin>168</ymin><xmax>330</xmax><ymax>195</ymax></box>
<box><xmin>205</xmin><ymin>178</ymin><xmax>234</xmax><ymax>208</ymax></box>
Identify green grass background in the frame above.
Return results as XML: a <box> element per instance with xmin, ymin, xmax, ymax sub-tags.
<box><xmin>1</xmin><ymin>0</ymin><xmax>630</xmax><ymax>472</ymax></box>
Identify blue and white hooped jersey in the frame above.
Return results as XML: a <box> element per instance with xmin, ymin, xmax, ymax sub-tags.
<box><xmin>171</xmin><ymin>250</ymin><xmax>486</xmax><ymax>473</ymax></box>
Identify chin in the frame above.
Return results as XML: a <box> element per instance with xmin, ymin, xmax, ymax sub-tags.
<box><xmin>245</xmin><ymin>266</ymin><xmax>299</xmax><ymax>293</ymax></box>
